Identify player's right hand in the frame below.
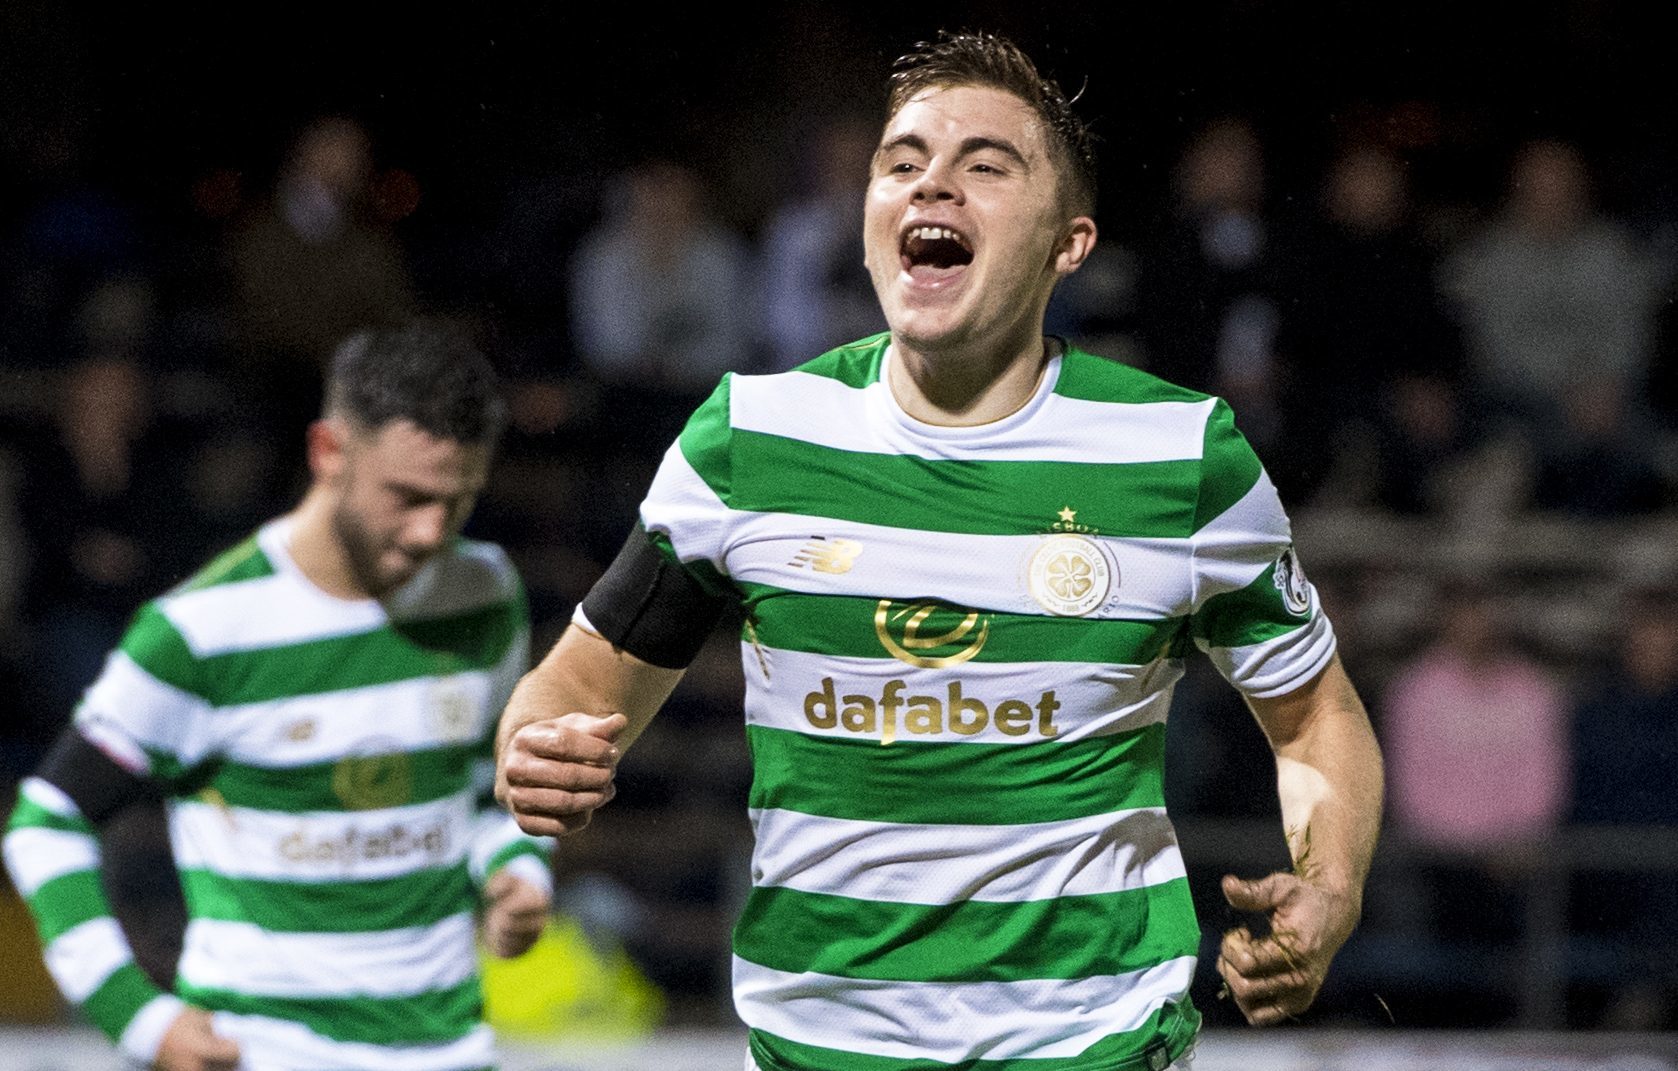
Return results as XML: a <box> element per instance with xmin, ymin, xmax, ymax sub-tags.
<box><xmin>498</xmin><ymin>712</ymin><xmax>626</xmax><ymax>836</ymax></box>
<box><xmin>155</xmin><ymin>1005</ymin><xmax>240</xmax><ymax>1071</ymax></box>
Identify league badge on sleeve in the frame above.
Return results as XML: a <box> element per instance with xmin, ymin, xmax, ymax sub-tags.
<box><xmin>1274</xmin><ymin>546</ymin><xmax>1313</xmax><ymax>616</ymax></box>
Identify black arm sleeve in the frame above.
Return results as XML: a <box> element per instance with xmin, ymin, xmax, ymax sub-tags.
<box><xmin>35</xmin><ymin>730</ymin><xmax>161</xmax><ymax>825</ymax></box>
<box><xmin>580</xmin><ymin>527</ymin><xmax>732</xmax><ymax>670</ymax></box>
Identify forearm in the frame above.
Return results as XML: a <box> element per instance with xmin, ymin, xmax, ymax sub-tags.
<box><xmin>495</xmin><ymin>622</ymin><xmax>684</xmax><ymax>761</ymax></box>
<box><xmin>1257</xmin><ymin>656</ymin><xmax>1385</xmax><ymax>900</ymax></box>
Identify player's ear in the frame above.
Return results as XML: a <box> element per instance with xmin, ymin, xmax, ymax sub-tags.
<box><xmin>307</xmin><ymin>417</ymin><xmax>351</xmax><ymax>485</ymax></box>
<box><xmin>1053</xmin><ymin>215</ymin><xmax>1097</xmax><ymax>277</ymax></box>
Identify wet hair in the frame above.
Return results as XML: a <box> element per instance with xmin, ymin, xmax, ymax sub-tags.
<box><xmin>887</xmin><ymin>30</ymin><xmax>1097</xmax><ymax>216</ymax></box>
<box><xmin>324</xmin><ymin>319</ymin><xmax>505</xmax><ymax>444</ymax></box>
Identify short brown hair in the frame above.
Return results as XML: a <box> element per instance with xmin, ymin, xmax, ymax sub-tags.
<box><xmin>326</xmin><ymin>319</ymin><xmax>505</xmax><ymax>444</ymax></box>
<box><xmin>887</xmin><ymin>31</ymin><xmax>1097</xmax><ymax>216</ymax></box>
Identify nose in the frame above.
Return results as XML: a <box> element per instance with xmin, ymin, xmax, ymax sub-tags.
<box><xmin>912</xmin><ymin>157</ymin><xmax>963</xmax><ymax>204</ymax></box>
<box><xmin>405</xmin><ymin>502</ymin><xmax>451</xmax><ymax>552</ymax></box>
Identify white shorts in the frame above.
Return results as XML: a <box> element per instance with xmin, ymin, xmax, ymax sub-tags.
<box><xmin>746</xmin><ymin>1045</ymin><xmax>1195</xmax><ymax>1070</ymax></box>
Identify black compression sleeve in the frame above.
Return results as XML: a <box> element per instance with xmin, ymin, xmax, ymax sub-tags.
<box><xmin>35</xmin><ymin>730</ymin><xmax>161</xmax><ymax>825</ymax></box>
<box><xmin>580</xmin><ymin>527</ymin><xmax>732</xmax><ymax>670</ymax></box>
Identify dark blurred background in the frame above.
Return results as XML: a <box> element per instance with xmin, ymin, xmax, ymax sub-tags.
<box><xmin>3</xmin><ymin>0</ymin><xmax>1676</xmax><ymax>1037</ymax></box>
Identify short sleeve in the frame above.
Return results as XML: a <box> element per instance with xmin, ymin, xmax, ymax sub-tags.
<box><xmin>637</xmin><ymin>373</ymin><xmax>738</xmax><ymax>595</ymax></box>
<box><xmin>1187</xmin><ymin>400</ymin><xmax>1336</xmax><ymax>698</ymax></box>
<box><xmin>74</xmin><ymin>603</ymin><xmax>218</xmax><ymax>789</ymax></box>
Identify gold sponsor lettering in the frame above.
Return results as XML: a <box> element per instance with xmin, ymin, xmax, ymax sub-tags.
<box><xmin>278</xmin><ymin>822</ymin><xmax>450</xmax><ymax>867</ymax></box>
<box><xmin>802</xmin><ymin>677</ymin><xmax>1060</xmax><ymax>745</ymax></box>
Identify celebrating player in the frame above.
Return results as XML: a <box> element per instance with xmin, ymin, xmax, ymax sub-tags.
<box><xmin>5</xmin><ymin>321</ymin><xmax>552</xmax><ymax>1071</ymax></box>
<box><xmin>498</xmin><ymin>31</ymin><xmax>1383</xmax><ymax>1071</ymax></box>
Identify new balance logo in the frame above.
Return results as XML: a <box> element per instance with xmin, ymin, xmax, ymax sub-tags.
<box><xmin>790</xmin><ymin>537</ymin><xmax>863</xmax><ymax>574</ymax></box>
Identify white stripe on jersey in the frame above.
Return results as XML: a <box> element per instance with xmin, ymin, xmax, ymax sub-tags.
<box><xmin>169</xmin><ymin>797</ymin><xmax>471</xmax><ymax>884</ymax></box>
<box><xmin>207</xmin><ymin>673</ymin><xmax>496</xmax><ymax>767</ymax></box>
<box><xmin>45</xmin><ymin>917</ymin><xmax>131</xmax><ymax>1002</ymax></box>
<box><xmin>641</xmin><ymin>440</ymin><xmax>733</xmax><ymax>570</ymax></box>
<box><xmin>1200</xmin><ymin>612</ymin><xmax>1337</xmax><ymax>698</ymax></box>
<box><xmin>1189</xmin><ymin>468</ymin><xmax>1293</xmax><ymax>606</ymax></box>
<box><xmin>750</xmin><ymin>806</ymin><xmax>1185</xmax><ymax>905</ymax></box>
<box><xmin>211</xmin><ymin>1012</ymin><xmax>496</xmax><ymax>1071</ymax></box>
<box><xmin>732</xmin><ymin>955</ymin><xmax>1198</xmax><ymax>1062</ymax></box>
<box><xmin>166</xmin><ymin>572</ymin><xmax>388</xmax><ymax>656</ymax></box>
<box><xmin>3</xmin><ymin>825</ymin><xmax>99</xmax><ymax>898</ymax></box>
<box><xmin>729</xmin><ymin>369</ymin><xmax>1216</xmax><ymax>464</ymax></box>
<box><xmin>740</xmin><ymin>646</ymin><xmax>1179</xmax><ymax>744</ymax></box>
<box><xmin>177</xmin><ymin>914</ymin><xmax>477</xmax><ymax>998</ymax></box>
<box><xmin>726</xmin><ymin>512</ymin><xmax>1201</xmax><ymax>622</ymax></box>
<box><xmin>77</xmin><ymin>653</ymin><xmax>217</xmax><ymax>768</ymax></box>
<box><xmin>164</xmin><ymin>522</ymin><xmax>514</xmax><ymax>657</ymax></box>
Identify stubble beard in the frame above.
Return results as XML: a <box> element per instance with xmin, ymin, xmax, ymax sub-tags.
<box><xmin>331</xmin><ymin>501</ymin><xmax>408</xmax><ymax>598</ymax></box>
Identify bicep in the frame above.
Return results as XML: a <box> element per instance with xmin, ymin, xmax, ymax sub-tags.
<box><xmin>1244</xmin><ymin>654</ymin><xmax>1370</xmax><ymax>757</ymax></box>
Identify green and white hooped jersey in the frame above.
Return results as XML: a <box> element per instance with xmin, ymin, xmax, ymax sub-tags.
<box><xmin>638</xmin><ymin>334</ymin><xmax>1335</xmax><ymax>1071</ymax></box>
<box><xmin>3</xmin><ymin>518</ymin><xmax>547</xmax><ymax>1071</ymax></box>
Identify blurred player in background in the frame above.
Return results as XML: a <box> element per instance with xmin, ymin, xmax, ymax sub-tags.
<box><xmin>498</xmin><ymin>31</ymin><xmax>1382</xmax><ymax>1071</ymax></box>
<box><xmin>4</xmin><ymin>321</ymin><xmax>551</xmax><ymax>1071</ymax></box>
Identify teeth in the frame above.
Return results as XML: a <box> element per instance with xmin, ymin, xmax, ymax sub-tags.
<box><xmin>907</xmin><ymin>226</ymin><xmax>965</xmax><ymax>243</ymax></box>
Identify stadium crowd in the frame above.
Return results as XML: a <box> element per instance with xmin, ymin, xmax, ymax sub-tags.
<box><xmin>4</xmin><ymin>13</ymin><xmax>1678</xmax><ymax>1039</ymax></box>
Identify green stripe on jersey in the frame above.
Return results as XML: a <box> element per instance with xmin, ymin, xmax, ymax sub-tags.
<box><xmin>739</xmin><ymin>584</ymin><xmax>1182</xmax><ymax>665</ymax></box>
<box><xmin>180</xmin><ymin>865</ymin><xmax>474</xmax><ymax>933</ymax></box>
<box><xmin>1052</xmin><ymin>348</ymin><xmax>1209</xmax><ymax>407</ymax></box>
<box><xmin>119</xmin><ymin>604</ymin><xmax>205</xmax><ymax>698</ymax></box>
<box><xmin>748</xmin><ymin>1000</ymin><xmax>1199</xmax><ymax>1071</ymax></box>
<box><xmin>735</xmin><ymin>878</ymin><xmax>1198</xmax><ymax>983</ymax></box>
<box><xmin>747</xmin><ymin>724</ymin><xmax>1165</xmax><ymax>825</ymax></box>
<box><xmin>122</xmin><ymin>600</ymin><xmax>518</xmax><ymax>707</ymax></box>
<box><xmin>790</xmin><ymin>334</ymin><xmax>889</xmax><ymax>389</ymax></box>
<box><xmin>482</xmin><ymin>839</ymin><xmax>548</xmax><ymax>878</ymax></box>
<box><xmin>176</xmin><ymin>535</ymin><xmax>275</xmax><ymax>593</ymax></box>
<box><xmin>83</xmin><ymin>962</ymin><xmax>162</xmax><ymax>1042</ymax></box>
<box><xmin>210</xmin><ymin>744</ymin><xmax>474</xmax><ymax>812</ymax></box>
<box><xmin>648</xmin><ymin>528</ymin><xmax>734</xmax><ymax>599</ymax></box>
<box><xmin>180</xmin><ymin>977</ymin><xmax>483</xmax><ymax>1046</ymax></box>
<box><xmin>8</xmin><ymin>793</ymin><xmax>94</xmax><ymax>836</ymax></box>
<box><xmin>1193</xmin><ymin>399</ymin><xmax>1265</xmax><ymax>531</ymax></box>
<box><xmin>718</xmin><ymin>431</ymin><xmax>1200</xmax><ymax>539</ymax></box>
<box><xmin>1191</xmin><ymin>560</ymin><xmax>1307</xmax><ymax>649</ymax></box>
<box><xmin>28</xmin><ymin>870</ymin><xmax>109</xmax><ymax>944</ymax></box>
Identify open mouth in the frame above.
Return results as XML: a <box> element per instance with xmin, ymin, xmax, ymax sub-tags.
<box><xmin>901</xmin><ymin>225</ymin><xmax>974</xmax><ymax>280</ymax></box>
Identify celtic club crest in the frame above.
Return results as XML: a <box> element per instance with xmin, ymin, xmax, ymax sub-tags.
<box><xmin>1026</xmin><ymin>534</ymin><xmax>1114</xmax><ymax>617</ymax></box>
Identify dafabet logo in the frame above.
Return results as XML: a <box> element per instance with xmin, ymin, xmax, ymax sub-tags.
<box><xmin>801</xmin><ymin>598</ymin><xmax>1058</xmax><ymax>745</ymax></box>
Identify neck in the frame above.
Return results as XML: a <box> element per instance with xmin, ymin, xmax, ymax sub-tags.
<box><xmin>887</xmin><ymin>330</ymin><xmax>1053</xmax><ymax>427</ymax></box>
<box><xmin>287</xmin><ymin>486</ymin><xmax>369</xmax><ymax>600</ymax></box>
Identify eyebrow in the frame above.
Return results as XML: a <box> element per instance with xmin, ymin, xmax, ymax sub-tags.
<box><xmin>877</xmin><ymin>133</ymin><xmax>1031</xmax><ymax>170</ymax></box>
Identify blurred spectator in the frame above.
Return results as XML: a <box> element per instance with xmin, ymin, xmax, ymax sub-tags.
<box><xmin>227</xmin><ymin>116</ymin><xmax>415</xmax><ymax>429</ymax></box>
<box><xmin>1438</xmin><ymin>139</ymin><xmax>1664</xmax><ymax>515</ymax></box>
<box><xmin>0</xmin><ymin>111</ymin><xmax>146</xmax><ymax>376</ymax></box>
<box><xmin>16</xmin><ymin>355</ymin><xmax>191</xmax><ymax>720</ymax></box>
<box><xmin>568</xmin><ymin>158</ymin><xmax>756</xmax><ymax>540</ymax></box>
<box><xmin>758</xmin><ymin>115</ymin><xmax>884</xmax><ymax>369</ymax></box>
<box><xmin>1376</xmin><ymin>582</ymin><xmax>1572</xmax><ymax>992</ymax></box>
<box><xmin>1573</xmin><ymin>589</ymin><xmax>1678</xmax><ymax>825</ymax></box>
<box><xmin>570</xmin><ymin>160</ymin><xmax>755</xmax><ymax>396</ymax></box>
<box><xmin>1382</xmin><ymin>582</ymin><xmax>1571</xmax><ymax>851</ymax></box>
<box><xmin>1135</xmin><ymin>117</ymin><xmax>1284</xmax><ymax>456</ymax></box>
<box><xmin>1568</xmin><ymin>589</ymin><xmax>1678</xmax><ymax>1027</ymax></box>
<box><xmin>1273</xmin><ymin>143</ymin><xmax>1467</xmax><ymax>509</ymax></box>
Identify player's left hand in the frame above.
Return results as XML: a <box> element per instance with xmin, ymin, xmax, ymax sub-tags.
<box><xmin>1215</xmin><ymin>871</ymin><xmax>1360</xmax><ymax>1026</ymax></box>
<box><xmin>482</xmin><ymin>869</ymin><xmax>551</xmax><ymax>959</ymax></box>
